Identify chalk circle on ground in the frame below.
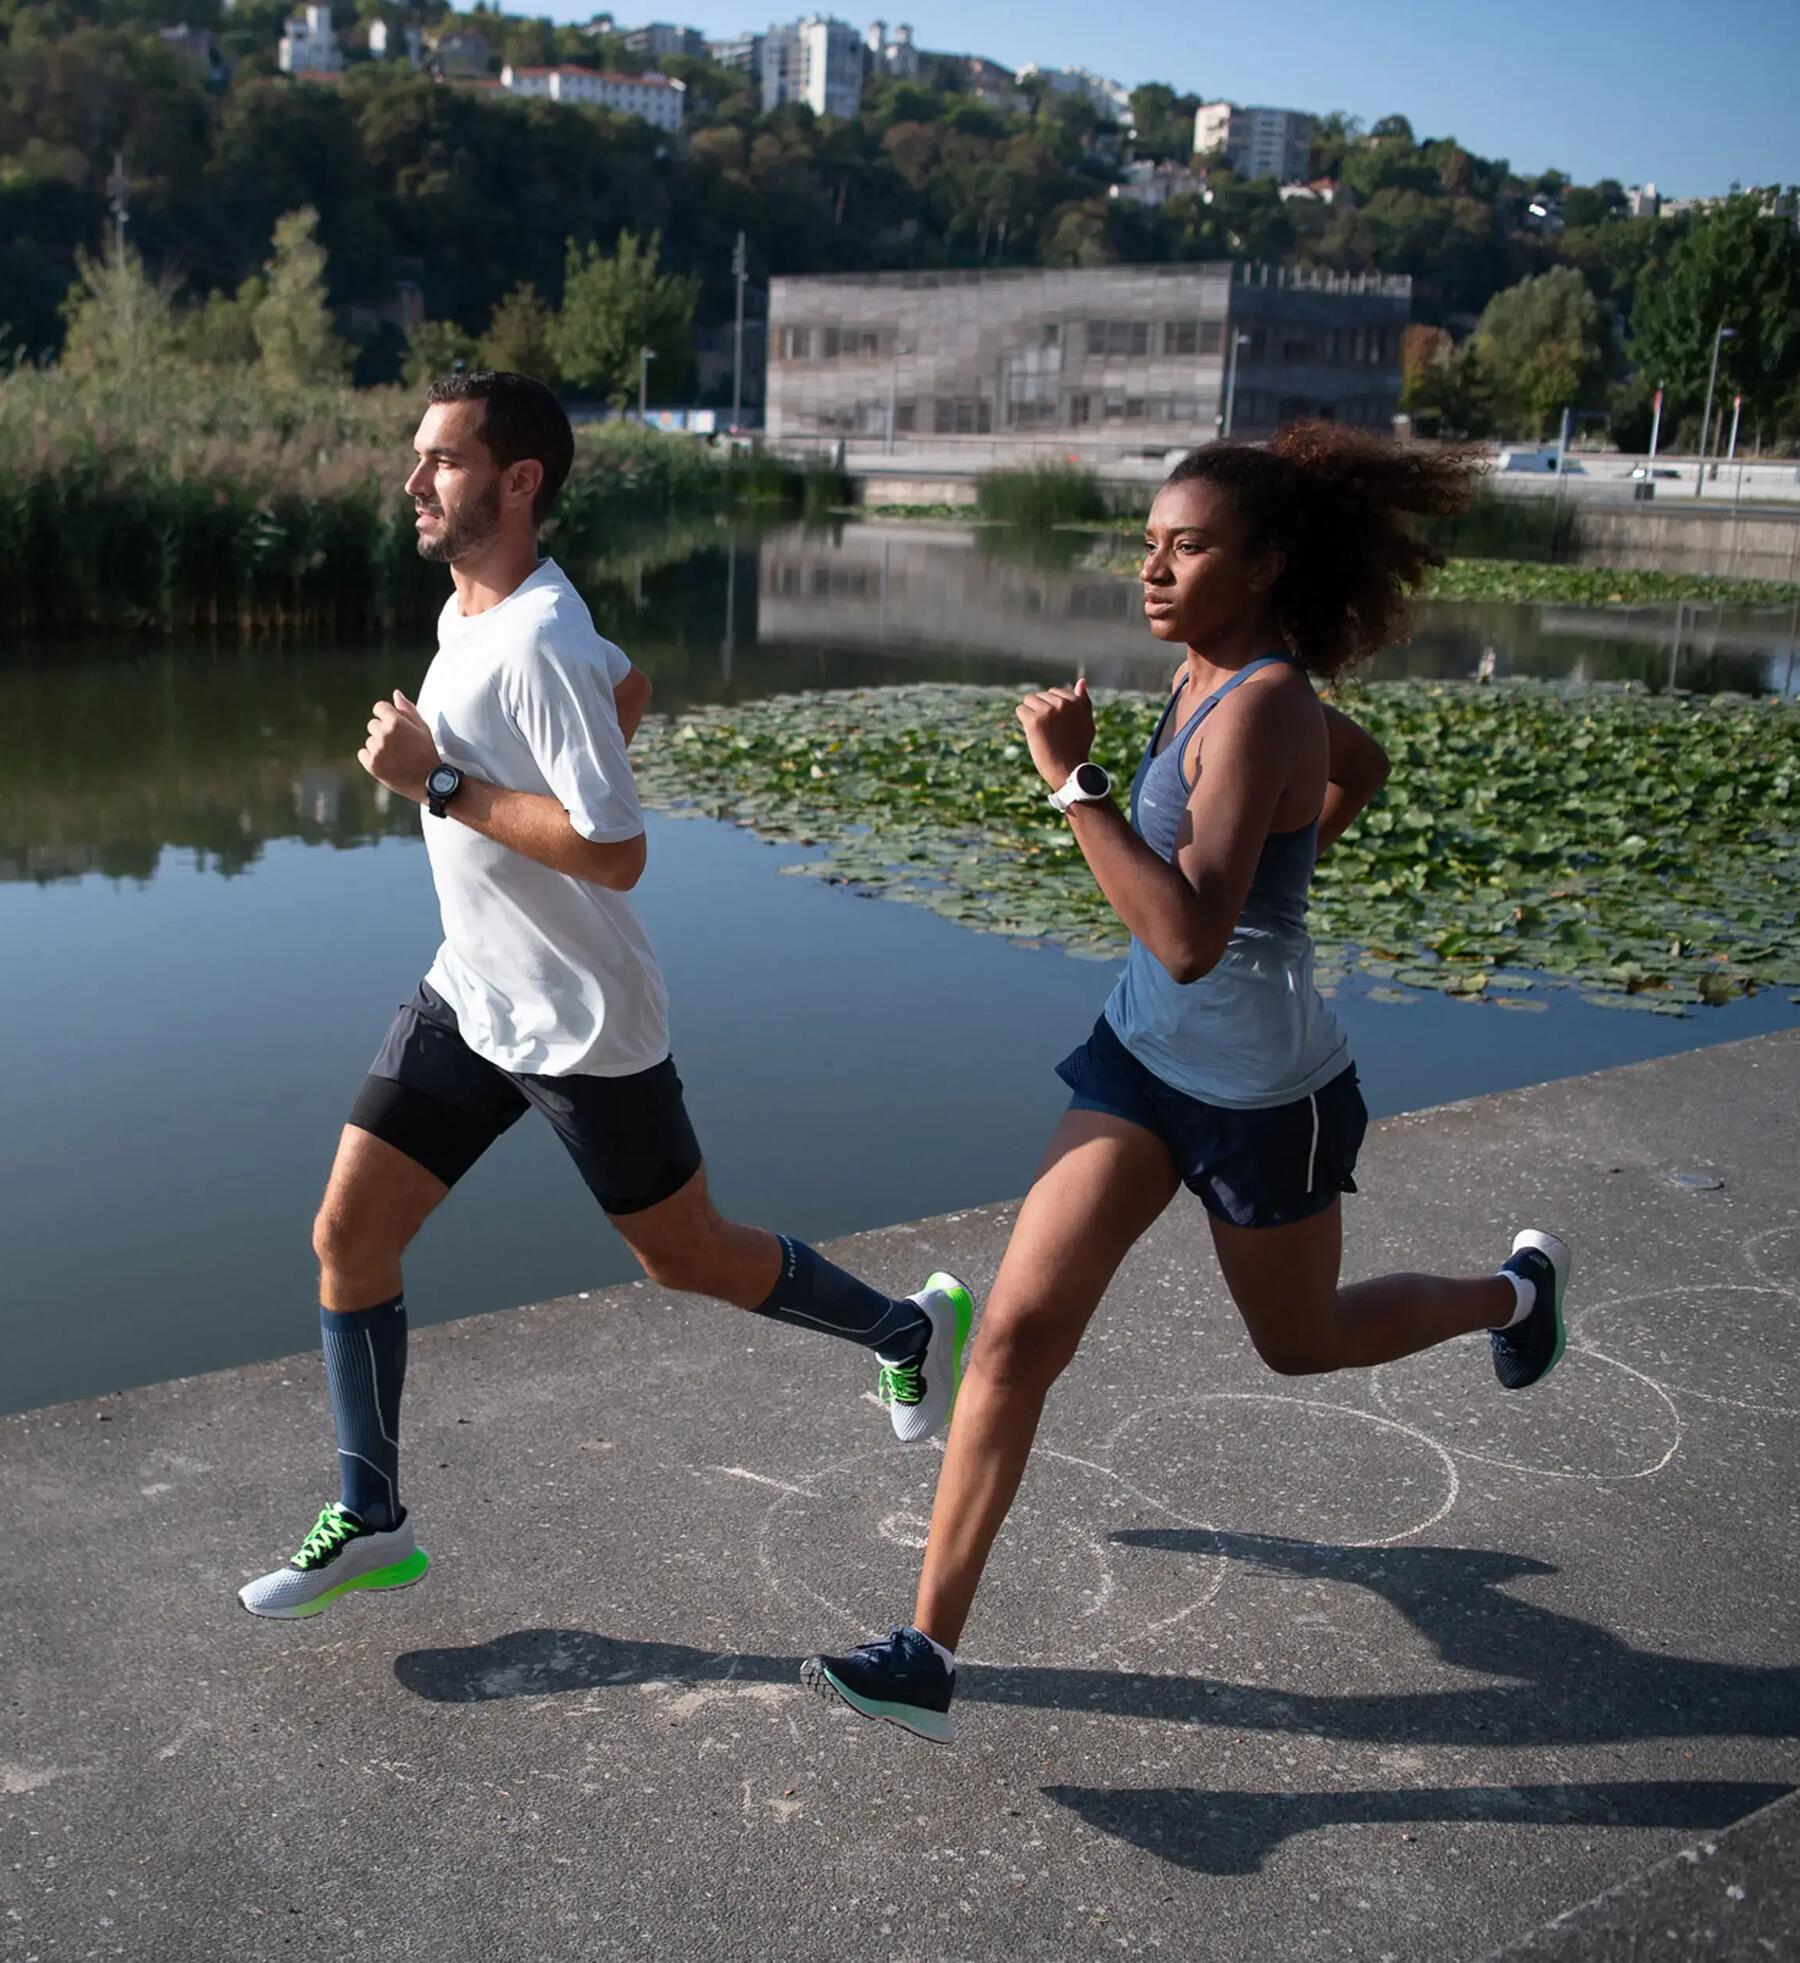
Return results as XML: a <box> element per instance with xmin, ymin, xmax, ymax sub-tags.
<box><xmin>1577</xmin><ymin>1284</ymin><xmax>1800</xmax><ymax>1418</ymax></box>
<box><xmin>1104</xmin><ymin>1393</ymin><xmax>1460</xmax><ymax>1548</ymax></box>
<box><xmin>753</xmin><ymin>1441</ymin><xmax>1228</xmax><ymax>1669</ymax></box>
<box><xmin>1370</xmin><ymin>1341</ymin><xmax>1681</xmax><ymax>1479</ymax></box>
<box><xmin>1744</xmin><ymin>1225</ymin><xmax>1800</xmax><ymax>1295</ymax></box>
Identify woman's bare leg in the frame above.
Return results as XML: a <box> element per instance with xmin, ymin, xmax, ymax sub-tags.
<box><xmin>911</xmin><ymin>1111</ymin><xmax>1180</xmax><ymax>1651</ymax></box>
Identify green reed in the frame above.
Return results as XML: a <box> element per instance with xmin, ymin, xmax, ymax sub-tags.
<box><xmin>0</xmin><ymin>374</ymin><xmax>809</xmax><ymax>639</ymax></box>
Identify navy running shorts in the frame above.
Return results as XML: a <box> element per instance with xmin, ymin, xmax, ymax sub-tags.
<box><xmin>348</xmin><ymin>982</ymin><xmax>703</xmax><ymax>1216</ymax></box>
<box><xmin>1055</xmin><ymin>1014</ymin><xmax>1366</xmax><ymax>1230</ymax></box>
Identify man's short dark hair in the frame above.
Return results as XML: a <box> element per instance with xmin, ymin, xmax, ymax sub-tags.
<box><xmin>426</xmin><ymin>371</ymin><xmax>575</xmax><ymax>524</ymax></box>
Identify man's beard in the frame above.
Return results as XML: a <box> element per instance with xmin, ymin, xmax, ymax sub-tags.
<box><xmin>416</xmin><ymin>481</ymin><xmax>503</xmax><ymax>563</ymax></box>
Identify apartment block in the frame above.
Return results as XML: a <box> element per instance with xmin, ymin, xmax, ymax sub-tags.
<box><xmin>500</xmin><ymin>64</ymin><xmax>686</xmax><ymax>129</ymax></box>
<box><xmin>1017</xmin><ymin>62</ymin><xmax>1132</xmax><ymax>123</ymax></box>
<box><xmin>1194</xmin><ymin>101</ymin><xmax>1313</xmax><ymax>184</ymax></box>
<box><xmin>619</xmin><ymin>21</ymin><xmax>706</xmax><ymax>59</ymax></box>
<box><xmin>277</xmin><ymin>4</ymin><xmax>341</xmax><ymax>74</ymax></box>
<box><xmin>761</xmin><ymin>15</ymin><xmax>866</xmax><ymax>119</ymax></box>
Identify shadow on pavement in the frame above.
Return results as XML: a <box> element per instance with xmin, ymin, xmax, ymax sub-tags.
<box><xmin>1040</xmin><ymin>1780</ymin><xmax>1793</xmax><ymax>1878</ymax></box>
<box><xmin>396</xmin><ymin>1533</ymin><xmax>1800</xmax><ymax>1751</ymax></box>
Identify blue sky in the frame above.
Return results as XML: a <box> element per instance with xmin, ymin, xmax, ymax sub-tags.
<box><xmin>570</xmin><ymin>0</ymin><xmax>1797</xmax><ymax>197</ymax></box>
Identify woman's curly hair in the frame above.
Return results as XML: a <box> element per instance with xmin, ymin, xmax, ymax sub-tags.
<box><xmin>1164</xmin><ymin>423</ymin><xmax>1487</xmax><ymax>678</ymax></box>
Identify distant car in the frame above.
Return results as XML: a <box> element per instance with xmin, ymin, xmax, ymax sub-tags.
<box><xmin>1629</xmin><ymin>465</ymin><xmax>1680</xmax><ymax>481</ymax></box>
<box><xmin>1497</xmin><ymin>447</ymin><xmax>1583</xmax><ymax>474</ymax></box>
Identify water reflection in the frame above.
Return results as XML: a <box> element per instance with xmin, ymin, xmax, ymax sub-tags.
<box><xmin>4</xmin><ymin>523</ymin><xmax>1795</xmax><ymax>891</ymax></box>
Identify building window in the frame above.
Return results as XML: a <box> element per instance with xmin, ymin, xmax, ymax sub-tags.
<box><xmin>821</xmin><ymin>326</ymin><xmax>840</xmax><ymax>360</ymax></box>
<box><xmin>1200</xmin><ymin>321</ymin><xmax>1224</xmax><ymax>354</ymax></box>
<box><xmin>894</xmin><ymin>402</ymin><xmax>916</xmax><ymax>433</ymax></box>
<box><xmin>1085</xmin><ymin>320</ymin><xmax>1152</xmax><ymax>359</ymax></box>
<box><xmin>1068</xmin><ymin>393</ymin><xmax>1090</xmax><ymax>425</ymax></box>
<box><xmin>1164</xmin><ymin>321</ymin><xmax>1199</xmax><ymax>356</ymax></box>
<box><xmin>1042</xmin><ymin>323</ymin><xmax>1061</xmax><ymax>348</ymax></box>
<box><xmin>779</xmin><ymin>326</ymin><xmax>812</xmax><ymax>361</ymax></box>
<box><xmin>933</xmin><ymin>397</ymin><xmax>992</xmax><ymax>434</ymax></box>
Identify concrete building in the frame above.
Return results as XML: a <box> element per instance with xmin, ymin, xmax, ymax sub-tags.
<box><xmin>277</xmin><ymin>4</ymin><xmax>341</xmax><ymax>74</ymax></box>
<box><xmin>1194</xmin><ymin>101</ymin><xmax>1313</xmax><ymax>184</ymax></box>
<box><xmin>500</xmin><ymin>64</ymin><xmax>686</xmax><ymax>129</ymax></box>
<box><xmin>765</xmin><ymin>262</ymin><xmax>1410</xmax><ymax>451</ymax></box>
<box><xmin>426</xmin><ymin>29</ymin><xmax>490</xmax><ymax>77</ymax></box>
<box><xmin>619</xmin><ymin>21</ymin><xmax>706</xmax><ymax>59</ymax></box>
<box><xmin>1017</xmin><ymin>62</ymin><xmax>1132</xmax><ymax>124</ymax></box>
<box><xmin>761</xmin><ymin>15</ymin><xmax>866</xmax><ymax>118</ymax></box>
<box><xmin>368</xmin><ymin>18</ymin><xmax>422</xmax><ymax>64</ymax></box>
<box><xmin>864</xmin><ymin>19</ymin><xmax>918</xmax><ymax>79</ymax></box>
<box><xmin>1110</xmin><ymin>160</ymin><xmax>1204</xmax><ymax>208</ymax></box>
<box><xmin>707</xmin><ymin>29</ymin><xmax>764</xmax><ymax>72</ymax></box>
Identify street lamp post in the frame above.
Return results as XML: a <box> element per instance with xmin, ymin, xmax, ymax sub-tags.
<box><xmin>638</xmin><ymin>346</ymin><xmax>655</xmax><ymax>422</ymax></box>
<box><xmin>1691</xmin><ymin>323</ymin><xmax>1737</xmax><ymax>498</ymax></box>
<box><xmin>1647</xmin><ymin>381</ymin><xmax>1665</xmax><ymax>464</ymax></box>
<box><xmin>885</xmin><ymin>338</ymin><xmax>914</xmax><ymax>456</ymax></box>
<box><xmin>1222</xmin><ymin>331</ymin><xmax>1251</xmax><ymax>438</ymax></box>
<box><xmin>730</xmin><ymin>231</ymin><xmax>747</xmax><ymax>434</ymax></box>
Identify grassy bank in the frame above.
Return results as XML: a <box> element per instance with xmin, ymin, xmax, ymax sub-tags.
<box><xmin>634</xmin><ymin>680</ymin><xmax>1800</xmax><ymax>1012</ymax></box>
<box><xmin>0</xmin><ymin>374</ymin><xmax>827</xmax><ymax>638</ymax></box>
<box><xmin>1087</xmin><ymin>537</ymin><xmax>1800</xmax><ymax>607</ymax></box>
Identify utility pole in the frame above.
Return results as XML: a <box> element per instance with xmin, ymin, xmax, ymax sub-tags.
<box><xmin>730</xmin><ymin>230</ymin><xmax>747</xmax><ymax>433</ymax></box>
<box><xmin>1554</xmin><ymin>404</ymin><xmax>1571</xmax><ymax>496</ymax></box>
<box><xmin>1222</xmin><ymin>330</ymin><xmax>1249</xmax><ymax>437</ymax></box>
<box><xmin>1647</xmin><ymin>382</ymin><xmax>1664</xmax><ymax>464</ymax></box>
<box><xmin>106</xmin><ymin>151</ymin><xmax>130</xmax><ymax>261</ymax></box>
<box><xmin>1692</xmin><ymin>323</ymin><xmax>1736</xmax><ymax>499</ymax></box>
<box><xmin>639</xmin><ymin>346</ymin><xmax>655</xmax><ymax>421</ymax></box>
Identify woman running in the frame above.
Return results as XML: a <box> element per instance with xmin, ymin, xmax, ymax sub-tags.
<box><xmin>801</xmin><ymin>423</ymin><xmax>1571</xmax><ymax>1745</ymax></box>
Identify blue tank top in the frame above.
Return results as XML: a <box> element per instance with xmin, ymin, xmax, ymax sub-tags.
<box><xmin>1103</xmin><ymin>655</ymin><xmax>1350</xmax><ymax>1109</ymax></box>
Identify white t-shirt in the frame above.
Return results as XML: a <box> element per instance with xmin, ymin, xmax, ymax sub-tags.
<box><xmin>415</xmin><ymin>559</ymin><xmax>669</xmax><ymax>1078</ymax></box>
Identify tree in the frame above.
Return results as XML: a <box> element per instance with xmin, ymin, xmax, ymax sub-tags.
<box><xmin>549</xmin><ymin>230</ymin><xmax>698</xmax><ymax>406</ymax></box>
<box><xmin>478</xmin><ymin>281</ymin><xmax>558</xmax><ymax>381</ymax></box>
<box><xmin>58</xmin><ymin>240</ymin><xmax>181</xmax><ymax>377</ymax></box>
<box><xmin>1473</xmin><ymin>265</ymin><xmax>1608</xmax><ymax>436</ymax></box>
<box><xmin>403</xmin><ymin>318</ymin><xmax>479</xmax><ymax>387</ymax></box>
<box><xmin>254</xmin><ymin>206</ymin><xmax>349</xmax><ymax>386</ymax></box>
<box><xmin>182</xmin><ymin>276</ymin><xmax>266</xmax><ymax>368</ymax></box>
<box><xmin>1128</xmin><ymin>82</ymin><xmax>1200</xmax><ymax>163</ymax></box>
<box><xmin>1630</xmin><ymin>193</ymin><xmax>1800</xmax><ymax>445</ymax></box>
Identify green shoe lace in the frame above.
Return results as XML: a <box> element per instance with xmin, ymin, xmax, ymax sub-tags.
<box><xmin>292</xmin><ymin>1504</ymin><xmax>359</xmax><ymax>1570</ymax></box>
<box><xmin>877</xmin><ymin>1358</ymin><xmax>924</xmax><ymax>1407</ymax></box>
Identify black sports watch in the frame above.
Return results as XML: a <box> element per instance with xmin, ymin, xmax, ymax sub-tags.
<box><xmin>426</xmin><ymin>763</ymin><xmax>464</xmax><ymax>818</ymax></box>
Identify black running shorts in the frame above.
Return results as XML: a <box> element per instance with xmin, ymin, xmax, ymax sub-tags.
<box><xmin>348</xmin><ymin>982</ymin><xmax>703</xmax><ymax>1215</ymax></box>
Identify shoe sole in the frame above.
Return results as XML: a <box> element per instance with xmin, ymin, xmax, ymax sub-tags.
<box><xmin>889</xmin><ymin>1271</ymin><xmax>976</xmax><ymax>1444</ymax></box>
<box><xmin>239</xmin><ymin>1547</ymin><xmax>430</xmax><ymax>1621</ymax></box>
<box><xmin>800</xmin><ymin>1656</ymin><xmax>955</xmax><ymax>1745</ymax></box>
<box><xmin>1509</xmin><ymin>1229</ymin><xmax>1571</xmax><ymax>1388</ymax></box>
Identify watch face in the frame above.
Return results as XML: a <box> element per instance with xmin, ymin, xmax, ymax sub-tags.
<box><xmin>428</xmin><ymin>766</ymin><xmax>459</xmax><ymax>797</ymax></box>
<box><xmin>1074</xmin><ymin>762</ymin><xmax>1110</xmax><ymax>797</ymax></box>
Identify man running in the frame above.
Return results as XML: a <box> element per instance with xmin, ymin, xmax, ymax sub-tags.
<box><xmin>239</xmin><ymin>371</ymin><xmax>971</xmax><ymax>1619</ymax></box>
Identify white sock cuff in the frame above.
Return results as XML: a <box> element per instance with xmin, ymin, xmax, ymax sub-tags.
<box><xmin>1493</xmin><ymin>1268</ymin><xmax>1535</xmax><ymax>1329</ymax></box>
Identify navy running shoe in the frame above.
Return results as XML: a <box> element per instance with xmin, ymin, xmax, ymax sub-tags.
<box><xmin>800</xmin><ymin>1627</ymin><xmax>956</xmax><ymax>1745</ymax></box>
<box><xmin>1491</xmin><ymin>1229</ymin><xmax>1571</xmax><ymax>1390</ymax></box>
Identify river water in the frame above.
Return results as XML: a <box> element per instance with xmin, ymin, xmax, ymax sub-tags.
<box><xmin>4</xmin><ymin>521</ymin><xmax>1796</xmax><ymax>1412</ymax></box>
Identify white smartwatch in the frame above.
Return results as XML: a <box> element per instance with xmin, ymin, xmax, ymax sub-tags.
<box><xmin>1048</xmin><ymin>761</ymin><xmax>1113</xmax><ymax>814</ymax></box>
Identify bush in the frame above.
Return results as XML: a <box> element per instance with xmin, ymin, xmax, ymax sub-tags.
<box><xmin>974</xmin><ymin>463</ymin><xmax>1109</xmax><ymax>526</ymax></box>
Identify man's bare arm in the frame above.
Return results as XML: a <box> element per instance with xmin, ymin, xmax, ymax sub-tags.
<box><xmin>614</xmin><ymin>665</ymin><xmax>652</xmax><ymax>747</ymax></box>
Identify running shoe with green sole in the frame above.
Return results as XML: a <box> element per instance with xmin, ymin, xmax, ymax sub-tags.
<box><xmin>1492</xmin><ymin>1229</ymin><xmax>1572</xmax><ymax>1390</ymax></box>
<box><xmin>878</xmin><ymin>1271</ymin><xmax>975</xmax><ymax>1443</ymax></box>
<box><xmin>238</xmin><ymin>1502</ymin><xmax>428</xmax><ymax>1619</ymax></box>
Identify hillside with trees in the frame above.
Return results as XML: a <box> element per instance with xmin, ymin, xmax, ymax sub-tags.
<box><xmin>2</xmin><ymin>0</ymin><xmax>1796</xmax><ymax>443</ymax></box>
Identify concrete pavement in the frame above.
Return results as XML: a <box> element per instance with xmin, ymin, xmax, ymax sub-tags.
<box><xmin>4</xmin><ymin>1033</ymin><xmax>1797</xmax><ymax>1960</ymax></box>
